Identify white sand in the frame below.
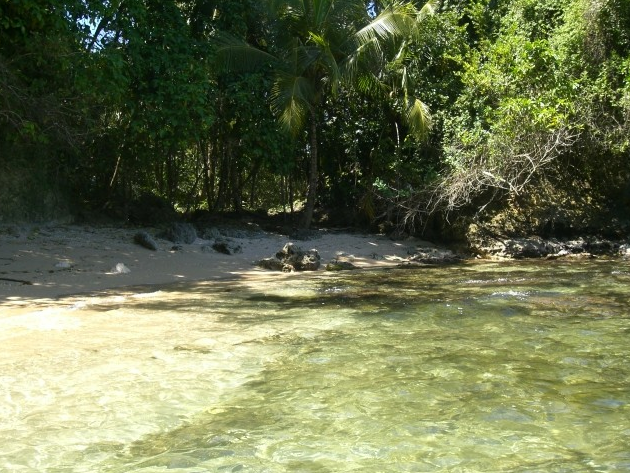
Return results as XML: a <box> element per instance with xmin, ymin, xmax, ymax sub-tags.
<box><xmin>0</xmin><ymin>224</ymin><xmax>429</xmax><ymax>312</ymax></box>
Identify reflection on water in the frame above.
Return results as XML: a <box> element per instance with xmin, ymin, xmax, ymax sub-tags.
<box><xmin>1</xmin><ymin>260</ymin><xmax>630</xmax><ymax>472</ymax></box>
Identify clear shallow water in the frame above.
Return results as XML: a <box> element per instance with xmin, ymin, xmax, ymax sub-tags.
<box><xmin>1</xmin><ymin>260</ymin><xmax>629</xmax><ymax>472</ymax></box>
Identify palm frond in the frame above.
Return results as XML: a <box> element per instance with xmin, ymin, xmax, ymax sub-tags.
<box><xmin>271</xmin><ymin>73</ymin><xmax>314</xmax><ymax>134</ymax></box>
<box><xmin>213</xmin><ymin>33</ymin><xmax>276</xmax><ymax>72</ymax></box>
<box><xmin>355</xmin><ymin>1</ymin><xmax>417</xmax><ymax>50</ymax></box>
<box><xmin>356</xmin><ymin>72</ymin><xmax>389</xmax><ymax>97</ymax></box>
<box><xmin>308</xmin><ymin>32</ymin><xmax>341</xmax><ymax>93</ymax></box>
<box><xmin>405</xmin><ymin>97</ymin><xmax>432</xmax><ymax>140</ymax></box>
<box><xmin>400</xmin><ymin>66</ymin><xmax>408</xmax><ymax>95</ymax></box>
<box><xmin>342</xmin><ymin>35</ymin><xmax>385</xmax><ymax>85</ymax></box>
<box><xmin>312</xmin><ymin>0</ymin><xmax>334</xmax><ymax>30</ymax></box>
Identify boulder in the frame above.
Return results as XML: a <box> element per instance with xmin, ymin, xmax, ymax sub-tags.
<box><xmin>257</xmin><ymin>258</ymin><xmax>286</xmax><ymax>271</ymax></box>
<box><xmin>502</xmin><ymin>237</ymin><xmax>556</xmax><ymax>258</ymax></box>
<box><xmin>326</xmin><ymin>260</ymin><xmax>358</xmax><ymax>271</ymax></box>
<box><xmin>467</xmin><ymin>225</ymin><xmax>557</xmax><ymax>258</ymax></box>
<box><xmin>257</xmin><ymin>242</ymin><xmax>321</xmax><ymax>272</ymax></box>
<box><xmin>212</xmin><ymin>238</ymin><xmax>242</xmax><ymax>255</ymax></box>
<box><xmin>134</xmin><ymin>231</ymin><xmax>158</xmax><ymax>251</ymax></box>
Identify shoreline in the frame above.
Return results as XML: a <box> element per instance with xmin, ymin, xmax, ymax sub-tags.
<box><xmin>0</xmin><ymin>223</ymin><xmax>431</xmax><ymax>312</ymax></box>
<box><xmin>2</xmin><ymin>223</ymin><xmax>627</xmax><ymax>316</ymax></box>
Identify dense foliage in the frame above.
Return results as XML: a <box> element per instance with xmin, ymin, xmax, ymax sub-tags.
<box><xmin>1</xmin><ymin>0</ymin><xmax>628</xmax><ymax>238</ymax></box>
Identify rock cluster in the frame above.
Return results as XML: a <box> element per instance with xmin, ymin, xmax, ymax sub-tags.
<box><xmin>467</xmin><ymin>225</ymin><xmax>628</xmax><ymax>259</ymax></box>
<box><xmin>257</xmin><ymin>242</ymin><xmax>321</xmax><ymax>272</ymax></box>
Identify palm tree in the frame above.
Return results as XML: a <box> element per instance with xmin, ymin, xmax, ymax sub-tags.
<box><xmin>217</xmin><ymin>0</ymin><xmax>437</xmax><ymax>228</ymax></box>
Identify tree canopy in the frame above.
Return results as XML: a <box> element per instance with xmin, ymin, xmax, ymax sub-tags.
<box><xmin>1</xmin><ymin>0</ymin><xmax>628</xmax><ymax>238</ymax></box>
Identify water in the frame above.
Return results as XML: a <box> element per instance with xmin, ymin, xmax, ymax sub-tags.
<box><xmin>1</xmin><ymin>260</ymin><xmax>629</xmax><ymax>472</ymax></box>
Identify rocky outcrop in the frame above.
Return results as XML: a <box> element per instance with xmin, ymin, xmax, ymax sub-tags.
<box><xmin>467</xmin><ymin>224</ymin><xmax>627</xmax><ymax>259</ymax></box>
<box><xmin>257</xmin><ymin>242</ymin><xmax>321</xmax><ymax>272</ymax></box>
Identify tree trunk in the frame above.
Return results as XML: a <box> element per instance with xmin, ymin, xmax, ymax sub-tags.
<box><xmin>214</xmin><ymin>138</ymin><xmax>230</xmax><ymax>211</ymax></box>
<box><xmin>289</xmin><ymin>172</ymin><xmax>294</xmax><ymax>216</ymax></box>
<box><xmin>230</xmin><ymin>147</ymin><xmax>242</xmax><ymax>212</ymax></box>
<box><xmin>303</xmin><ymin>109</ymin><xmax>318</xmax><ymax>228</ymax></box>
<box><xmin>201</xmin><ymin>140</ymin><xmax>213</xmax><ymax>211</ymax></box>
<box><xmin>281</xmin><ymin>175</ymin><xmax>287</xmax><ymax>215</ymax></box>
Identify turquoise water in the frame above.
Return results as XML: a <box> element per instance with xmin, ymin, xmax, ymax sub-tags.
<box><xmin>1</xmin><ymin>260</ymin><xmax>629</xmax><ymax>472</ymax></box>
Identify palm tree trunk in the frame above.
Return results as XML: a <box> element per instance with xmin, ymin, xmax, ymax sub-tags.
<box><xmin>303</xmin><ymin>109</ymin><xmax>318</xmax><ymax>228</ymax></box>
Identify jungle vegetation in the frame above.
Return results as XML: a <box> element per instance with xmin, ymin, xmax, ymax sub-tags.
<box><xmin>1</xmin><ymin>0</ymin><xmax>629</xmax><ymax>238</ymax></box>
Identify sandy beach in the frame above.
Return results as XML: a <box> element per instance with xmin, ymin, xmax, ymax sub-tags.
<box><xmin>0</xmin><ymin>223</ymin><xmax>431</xmax><ymax>312</ymax></box>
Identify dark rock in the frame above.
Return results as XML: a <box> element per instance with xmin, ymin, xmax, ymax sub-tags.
<box><xmin>160</xmin><ymin>222</ymin><xmax>197</xmax><ymax>244</ymax></box>
<box><xmin>171</xmin><ymin>245</ymin><xmax>183</xmax><ymax>251</ymax></box>
<box><xmin>212</xmin><ymin>238</ymin><xmax>242</xmax><ymax>255</ymax></box>
<box><xmin>133</xmin><ymin>231</ymin><xmax>158</xmax><ymax>251</ymax></box>
<box><xmin>467</xmin><ymin>224</ymin><xmax>558</xmax><ymax>258</ymax></box>
<box><xmin>467</xmin><ymin>224</ymin><xmax>624</xmax><ymax>259</ymax></box>
<box><xmin>276</xmin><ymin>242</ymin><xmax>321</xmax><ymax>270</ymax></box>
<box><xmin>408</xmin><ymin>247</ymin><xmax>462</xmax><ymax>264</ymax></box>
<box><xmin>212</xmin><ymin>241</ymin><xmax>230</xmax><ymax>254</ymax></box>
<box><xmin>326</xmin><ymin>260</ymin><xmax>358</xmax><ymax>271</ymax></box>
<box><xmin>257</xmin><ymin>258</ymin><xmax>286</xmax><ymax>271</ymax></box>
<box><xmin>257</xmin><ymin>242</ymin><xmax>321</xmax><ymax>272</ymax></box>
<box><xmin>562</xmin><ymin>238</ymin><xmax>587</xmax><ymax>253</ymax></box>
<box><xmin>502</xmin><ymin>237</ymin><xmax>556</xmax><ymax>258</ymax></box>
<box><xmin>585</xmin><ymin>238</ymin><xmax>617</xmax><ymax>253</ymax></box>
